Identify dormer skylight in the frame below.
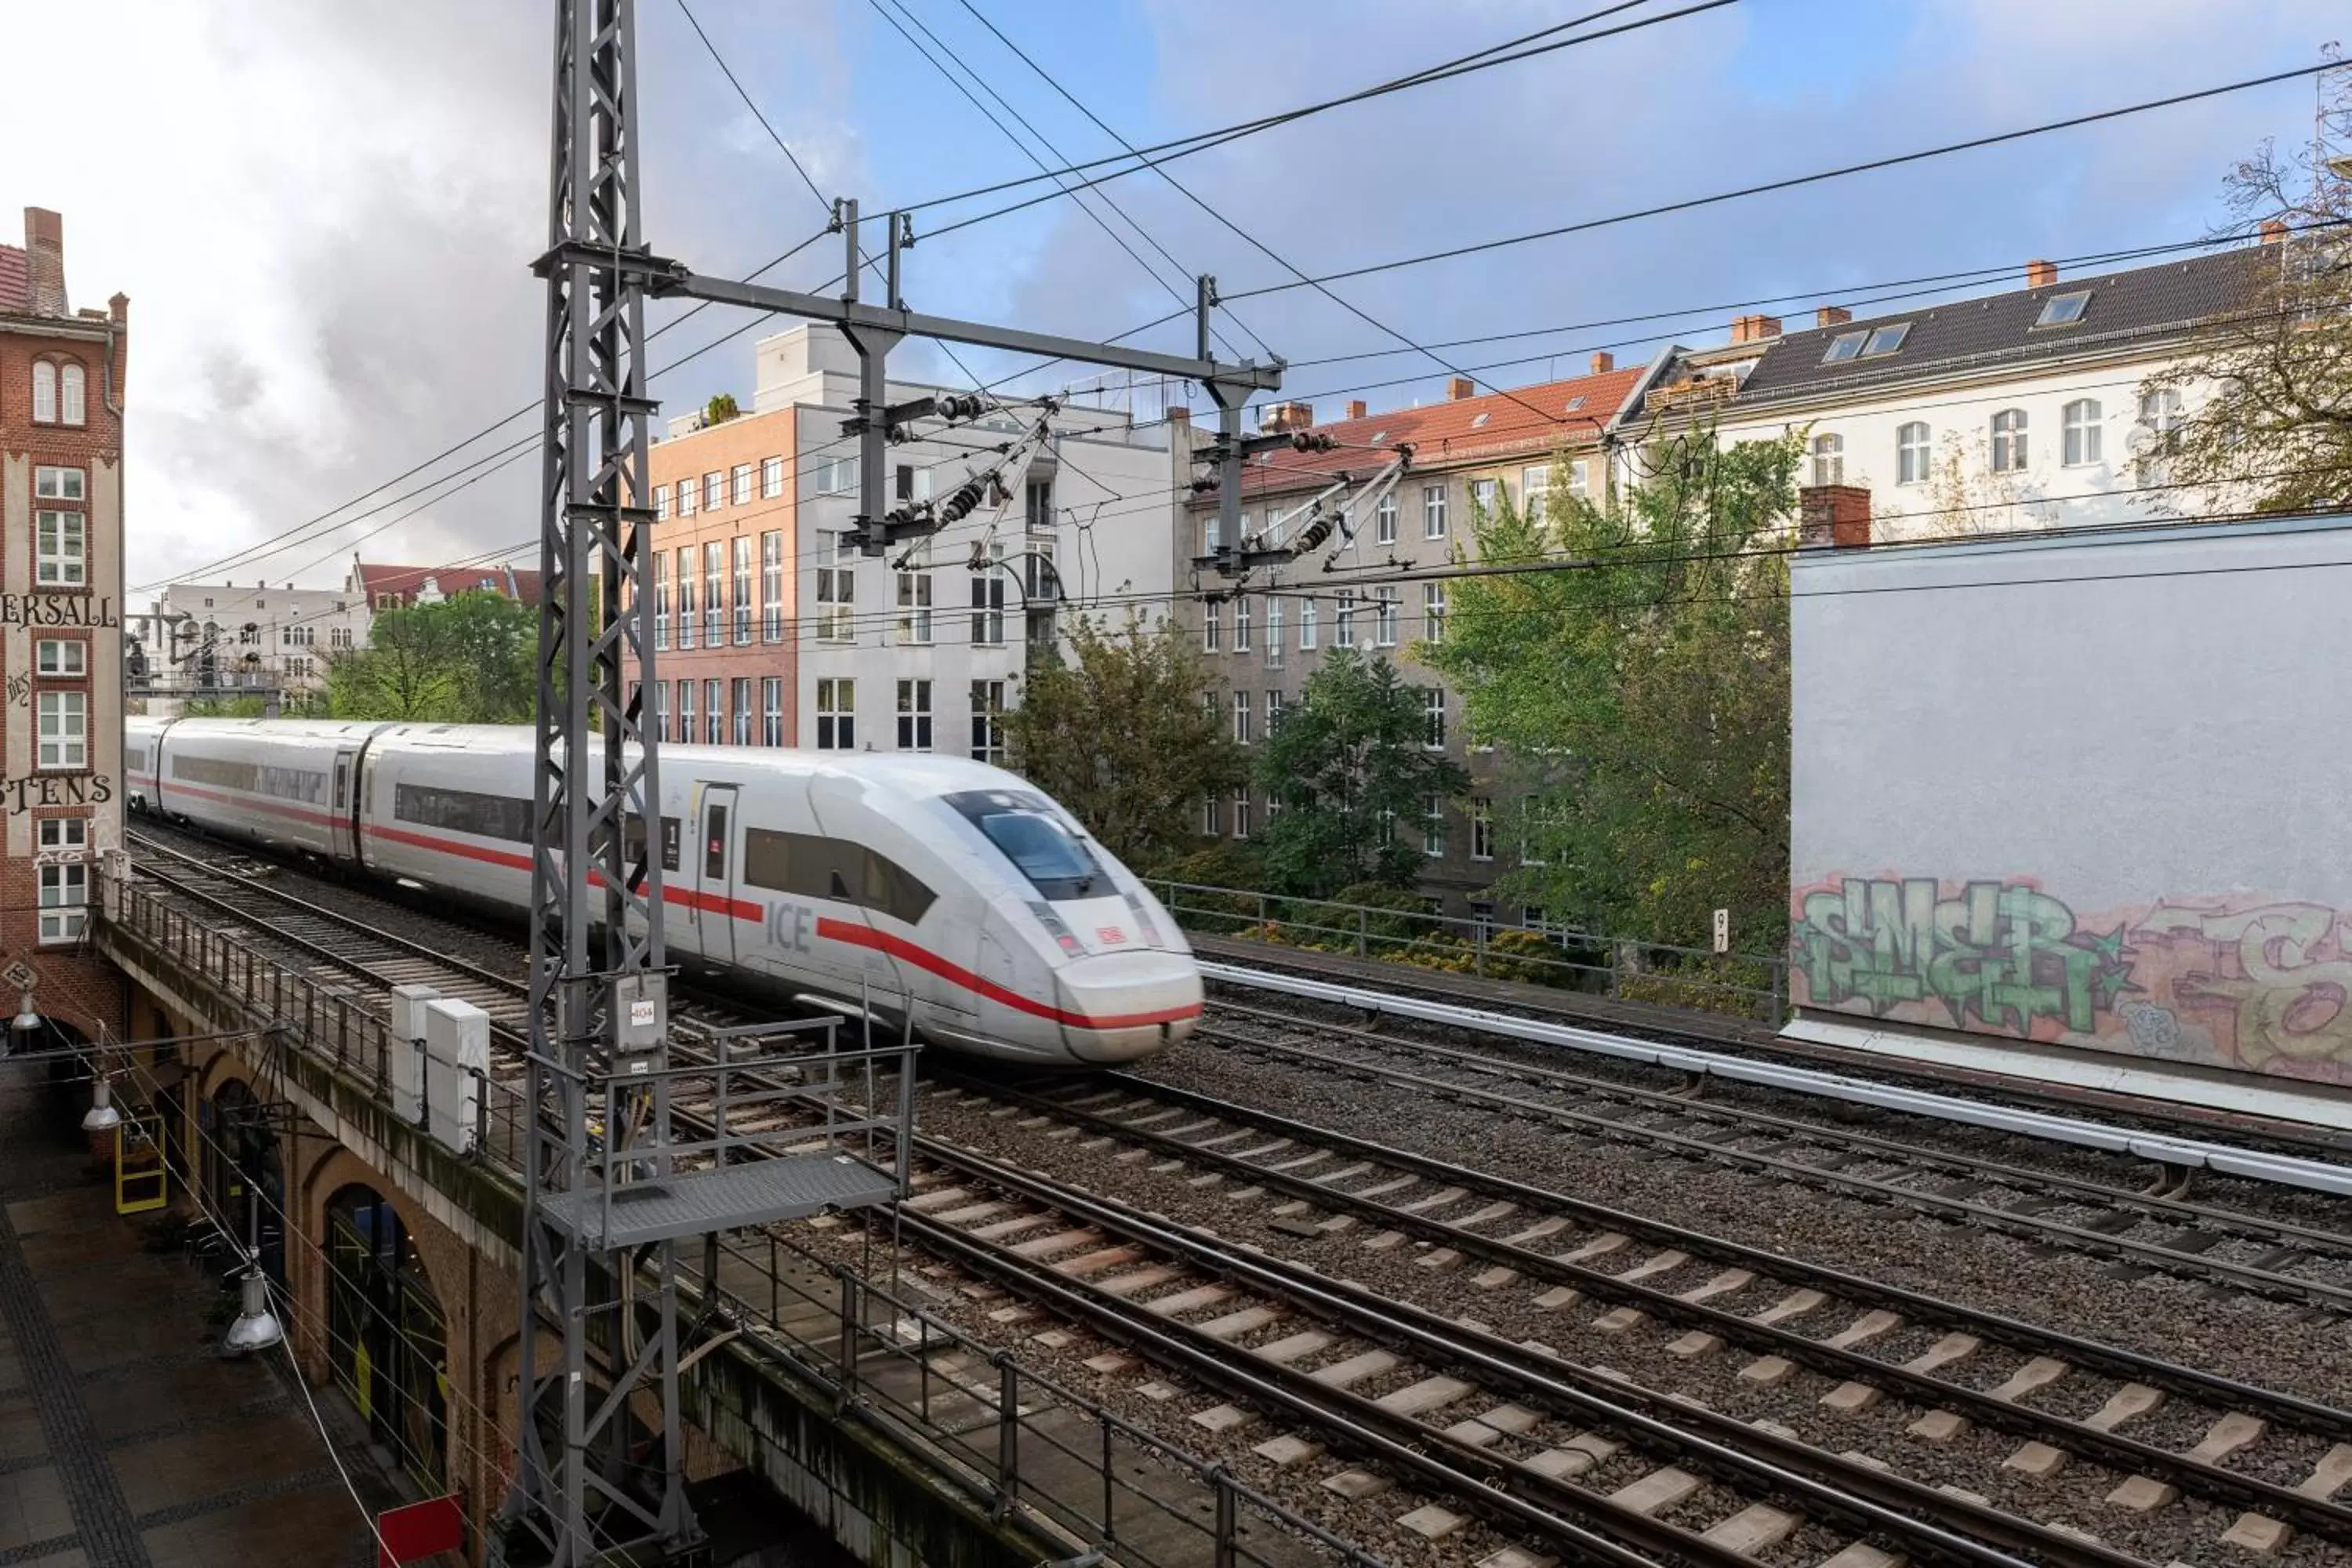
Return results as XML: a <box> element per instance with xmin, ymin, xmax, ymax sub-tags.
<box><xmin>2035</xmin><ymin>289</ymin><xmax>2092</xmax><ymax>328</ymax></box>
<box><xmin>1822</xmin><ymin>330</ymin><xmax>1867</xmax><ymax>364</ymax></box>
<box><xmin>1370</xmin><ymin>430</ymin><xmax>1388</xmax><ymax>444</ymax></box>
<box><xmin>1863</xmin><ymin>322</ymin><xmax>1909</xmax><ymax>355</ymax></box>
<box><xmin>1823</xmin><ymin>322</ymin><xmax>1910</xmax><ymax>364</ymax></box>
<box><xmin>1565</xmin><ymin>396</ymin><xmax>1586</xmax><ymax>411</ymax></box>
<box><xmin>1472</xmin><ymin>412</ymin><xmax>1490</xmax><ymax>428</ymax></box>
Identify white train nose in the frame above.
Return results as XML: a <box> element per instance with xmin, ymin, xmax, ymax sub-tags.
<box><xmin>1054</xmin><ymin>950</ymin><xmax>1203</xmax><ymax>1064</ymax></box>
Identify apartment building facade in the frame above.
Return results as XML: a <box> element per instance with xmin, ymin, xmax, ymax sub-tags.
<box><xmin>0</xmin><ymin>207</ymin><xmax>128</xmax><ymax>1044</ymax></box>
<box><xmin>643</xmin><ymin>323</ymin><xmax>1179</xmax><ymax>760</ymax></box>
<box><xmin>1632</xmin><ymin>241</ymin><xmax>2274</xmax><ymax>537</ymax></box>
<box><xmin>1179</xmin><ymin>357</ymin><xmax>1661</xmax><ymax>920</ymax></box>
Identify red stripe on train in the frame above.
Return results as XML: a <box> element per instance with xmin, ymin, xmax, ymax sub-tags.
<box><xmin>815</xmin><ymin>916</ymin><xmax>1201</xmax><ymax>1033</ymax></box>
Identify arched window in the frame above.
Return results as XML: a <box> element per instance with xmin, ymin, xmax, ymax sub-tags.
<box><xmin>1809</xmin><ymin>433</ymin><xmax>1844</xmax><ymax>487</ymax></box>
<box><xmin>2136</xmin><ymin>389</ymin><xmax>2185</xmax><ymax>486</ymax></box>
<box><xmin>2061</xmin><ymin>399</ymin><xmax>2102</xmax><ymax>466</ymax></box>
<box><xmin>1896</xmin><ymin>422</ymin><xmax>1930</xmax><ymax>485</ymax></box>
<box><xmin>1990</xmin><ymin>408</ymin><xmax>2028</xmax><ymax>473</ymax></box>
<box><xmin>31</xmin><ymin>361</ymin><xmax>56</xmax><ymax>424</ymax></box>
<box><xmin>59</xmin><ymin>362</ymin><xmax>85</xmax><ymax>426</ymax></box>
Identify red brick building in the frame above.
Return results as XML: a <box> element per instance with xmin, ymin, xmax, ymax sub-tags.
<box><xmin>0</xmin><ymin>208</ymin><xmax>128</xmax><ymax>1047</ymax></box>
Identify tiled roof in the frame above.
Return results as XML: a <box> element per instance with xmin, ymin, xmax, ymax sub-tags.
<box><xmin>354</xmin><ymin>561</ymin><xmax>544</xmax><ymax>606</ymax></box>
<box><xmin>1218</xmin><ymin>367</ymin><xmax>1648</xmax><ymax>501</ymax></box>
<box><xmin>1719</xmin><ymin>243</ymin><xmax>2272</xmax><ymax>409</ymax></box>
<box><xmin>0</xmin><ymin>246</ymin><xmax>27</xmax><ymax>314</ymax></box>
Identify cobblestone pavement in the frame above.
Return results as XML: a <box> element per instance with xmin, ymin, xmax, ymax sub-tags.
<box><xmin>0</xmin><ymin>1073</ymin><xmax>440</xmax><ymax>1568</ymax></box>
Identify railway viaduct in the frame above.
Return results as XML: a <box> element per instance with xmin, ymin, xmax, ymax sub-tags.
<box><xmin>82</xmin><ymin>856</ymin><xmax>1279</xmax><ymax>1568</ymax></box>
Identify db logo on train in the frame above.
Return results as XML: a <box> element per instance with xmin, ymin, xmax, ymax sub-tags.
<box><xmin>1097</xmin><ymin>926</ymin><xmax>1127</xmax><ymax>946</ymax></box>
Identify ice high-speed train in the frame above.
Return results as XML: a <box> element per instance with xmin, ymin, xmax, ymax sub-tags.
<box><xmin>125</xmin><ymin>718</ymin><xmax>1200</xmax><ymax>1065</ymax></box>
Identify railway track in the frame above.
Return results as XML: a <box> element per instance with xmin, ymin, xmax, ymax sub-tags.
<box><xmin>117</xmin><ymin>829</ymin><xmax>2352</xmax><ymax>1565</ymax></box>
<box><xmin>916</xmin><ymin>1072</ymin><xmax>2352</xmax><ymax>1565</ymax></box>
<box><xmin>1190</xmin><ymin>936</ymin><xmax>2352</xmax><ymax>1166</ymax></box>
<box><xmin>1196</xmin><ymin>1005</ymin><xmax>2352</xmax><ymax>1311</ymax></box>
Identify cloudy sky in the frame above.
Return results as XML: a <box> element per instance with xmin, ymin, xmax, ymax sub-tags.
<box><xmin>2</xmin><ymin>0</ymin><xmax>2341</xmax><ymax>604</ymax></box>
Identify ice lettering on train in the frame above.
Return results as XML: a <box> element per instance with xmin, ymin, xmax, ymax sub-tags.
<box><xmin>764</xmin><ymin>899</ymin><xmax>813</xmax><ymax>953</ymax></box>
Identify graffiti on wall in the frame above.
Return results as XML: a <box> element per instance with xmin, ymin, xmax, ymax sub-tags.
<box><xmin>1793</xmin><ymin>875</ymin><xmax>2352</xmax><ymax>1083</ymax></box>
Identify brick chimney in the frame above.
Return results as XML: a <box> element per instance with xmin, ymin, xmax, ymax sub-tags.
<box><xmin>1588</xmin><ymin>350</ymin><xmax>1614</xmax><ymax>374</ymax></box>
<box><xmin>24</xmin><ymin>207</ymin><xmax>66</xmax><ymax>317</ymax></box>
<box><xmin>1261</xmin><ymin>400</ymin><xmax>1315</xmax><ymax>433</ymax></box>
<box><xmin>1798</xmin><ymin>485</ymin><xmax>1871</xmax><ymax>550</ymax></box>
<box><xmin>2025</xmin><ymin>259</ymin><xmax>2058</xmax><ymax>289</ymax></box>
<box><xmin>1730</xmin><ymin>313</ymin><xmax>1782</xmax><ymax>344</ymax></box>
<box><xmin>2260</xmin><ymin>219</ymin><xmax>2288</xmax><ymax>244</ymax></box>
<box><xmin>1815</xmin><ymin>305</ymin><xmax>1851</xmax><ymax>329</ymax></box>
<box><xmin>1166</xmin><ymin>405</ymin><xmax>1190</xmax><ymax>430</ymax></box>
<box><xmin>1446</xmin><ymin>376</ymin><xmax>1475</xmax><ymax>401</ymax></box>
<box><xmin>1345</xmin><ymin>399</ymin><xmax>1367</xmax><ymax>420</ymax></box>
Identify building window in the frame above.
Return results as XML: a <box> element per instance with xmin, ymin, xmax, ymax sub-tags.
<box><xmin>1200</xmin><ymin>514</ymin><xmax>1220</xmax><ymax>558</ymax></box>
<box><xmin>39</xmin><ymin>818</ymin><xmax>88</xmax><ymax>856</ymax></box>
<box><xmin>1809</xmin><ymin>434</ymin><xmax>1844</xmax><ymax>487</ymax></box>
<box><xmin>731</xmin><ymin>464</ymin><xmax>753</xmax><ymax>506</ymax></box>
<box><xmin>677</xmin><ymin>478</ymin><xmax>696</xmax><ymax>517</ymax></box>
<box><xmin>895</xmin><ymin>568</ymin><xmax>933</xmax><ymax>644</ymax></box>
<box><xmin>59</xmin><ymin>363</ymin><xmax>84</xmax><ymax>426</ymax></box>
<box><xmin>2035</xmin><ymin>290</ymin><xmax>2092</xmax><ymax>328</ymax></box>
<box><xmin>1202</xmin><ymin>599</ymin><xmax>1221</xmax><ymax>653</ymax></box>
<box><xmin>753</xmin><ymin>456</ymin><xmax>779</xmax><ymax>499</ymax></box>
<box><xmin>1821</xmin><ymin>330</ymin><xmax>1867</xmax><ymax>365</ymax></box>
<box><xmin>1232</xmin><ymin>787</ymin><xmax>1252</xmax><ymax>840</ymax></box>
<box><xmin>1334</xmin><ymin>591</ymin><xmax>1353</xmax><ymax>648</ymax></box>
<box><xmin>1200</xmin><ymin>794</ymin><xmax>1220</xmax><ymax>837</ymax></box>
<box><xmin>1896</xmin><ymin>422</ymin><xmax>1930</xmax><ymax>485</ymax></box>
<box><xmin>1266</xmin><ymin>597</ymin><xmax>1284</xmax><ymax>668</ymax></box>
<box><xmin>675</xmin><ymin>546</ymin><xmax>697</xmax><ymax>648</ymax></box>
<box><xmin>1422</xmin><ymin>688</ymin><xmax>1446</xmax><ymax>749</ymax></box>
<box><xmin>1470</xmin><ymin>901</ymin><xmax>1496</xmax><ymax>942</ymax></box>
<box><xmin>704</xmin><ymin>542</ymin><xmax>724</xmax><ymax>642</ymax></box>
<box><xmin>1422</xmin><ymin>796</ymin><xmax>1445</xmax><ymax>858</ymax></box>
<box><xmin>38</xmin><ymin>691</ymin><xmax>86</xmax><ymax>770</ymax></box>
<box><xmin>675</xmin><ymin>679</ymin><xmax>694</xmax><ymax>744</ymax></box>
<box><xmin>1423</xmin><ymin>583</ymin><xmax>1446</xmax><ymax>644</ymax></box>
<box><xmin>970</xmin><ymin>680</ymin><xmax>1006</xmax><ymax>764</ymax></box>
<box><xmin>1232</xmin><ymin>690</ymin><xmax>1252</xmax><ymax>745</ymax></box>
<box><xmin>896</xmin><ymin>678</ymin><xmax>934</xmax><ymax>750</ymax></box>
<box><xmin>732</xmin><ymin>537</ymin><xmax>753</xmax><ymax>644</ymax></box>
<box><xmin>1233</xmin><ymin>594</ymin><xmax>1252</xmax><ymax>653</ymax></box>
<box><xmin>704</xmin><ymin>471</ymin><xmax>724</xmax><ymax>511</ymax></box>
<box><xmin>655</xmin><ymin>485</ymin><xmax>670</xmax><ymax>521</ymax></box>
<box><xmin>36</xmin><ymin>512</ymin><xmax>85</xmax><ymax>587</ymax></box>
<box><xmin>652</xmin><ymin>552</ymin><xmax>671</xmax><ymax>649</ymax></box>
<box><xmin>31</xmin><ymin>361</ymin><xmax>56</xmax><ymax>424</ymax></box>
<box><xmin>35</xmin><ymin>640</ymin><xmax>85</xmax><ymax>677</ymax></box>
<box><xmin>1373</xmin><ymin>587</ymin><xmax>1399</xmax><ymax>648</ymax></box>
<box><xmin>2062</xmin><ymin>399</ymin><xmax>2103</xmax><ymax>467</ymax></box>
<box><xmin>1422</xmin><ymin>483</ymin><xmax>1447</xmax><ymax>540</ymax></box>
<box><xmin>1567</xmin><ymin>459</ymin><xmax>1590</xmax><ymax>499</ymax></box>
<box><xmin>817</xmin><ymin>678</ymin><xmax>855</xmax><ymax>750</ymax></box>
<box><xmin>816</xmin><ymin>564</ymin><xmax>855</xmax><ymax>642</ymax></box>
<box><xmin>651</xmin><ymin>681</ymin><xmax>666</xmax><ymax>738</ymax></box>
<box><xmin>760</xmin><ymin>532</ymin><xmax>784</xmax><ymax>641</ymax></box>
<box><xmin>1266</xmin><ymin>688</ymin><xmax>1285</xmax><ymax>732</ymax></box>
<box><xmin>814</xmin><ymin>455</ymin><xmax>855</xmax><ymax>495</ymax></box>
<box><xmin>1470</xmin><ymin>477</ymin><xmax>1499</xmax><ymax>515</ymax></box>
<box><xmin>761</xmin><ymin>677</ymin><xmax>784</xmax><ymax>746</ymax></box>
<box><xmin>705</xmin><ymin>679</ymin><xmax>724</xmax><ymax>745</ymax></box>
<box><xmin>329</xmin><ymin>626</ymin><xmax>353</xmax><ymax>650</ymax></box>
<box><xmin>1299</xmin><ymin>596</ymin><xmax>1317</xmax><ymax>650</ymax></box>
<box><xmin>33</xmin><ymin>466</ymin><xmax>83</xmax><ymax>502</ymax></box>
<box><xmin>1522</xmin><ymin>464</ymin><xmax>1551</xmax><ymax>512</ymax></box>
<box><xmin>971</xmin><ymin>557</ymin><xmax>1005</xmax><ymax>647</ymax></box>
<box><xmin>2137</xmin><ymin>389</ymin><xmax>2185</xmax><ymax>486</ymax></box>
<box><xmin>38</xmin><ymin>862</ymin><xmax>86</xmax><ymax>945</ymax></box>
<box><xmin>1470</xmin><ymin>797</ymin><xmax>1494</xmax><ymax>861</ymax></box>
<box><xmin>1990</xmin><ymin>408</ymin><xmax>2028</xmax><ymax>473</ymax></box>
<box><xmin>1374</xmin><ymin>492</ymin><xmax>1398</xmax><ymax>546</ymax></box>
<box><xmin>731</xmin><ymin>678</ymin><xmax>753</xmax><ymax>746</ymax></box>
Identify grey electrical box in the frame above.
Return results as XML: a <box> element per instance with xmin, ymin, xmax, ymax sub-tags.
<box><xmin>613</xmin><ymin>972</ymin><xmax>666</xmax><ymax>1052</ymax></box>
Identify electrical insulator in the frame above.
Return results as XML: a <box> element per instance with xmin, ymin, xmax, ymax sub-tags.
<box><xmin>1295</xmin><ymin>514</ymin><xmax>1336</xmax><ymax>551</ymax></box>
<box><xmin>938</xmin><ymin>476</ymin><xmax>988</xmax><ymax>524</ymax></box>
<box><xmin>1290</xmin><ymin>432</ymin><xmax>1336</xmax><ymax>452</ymax></box>
<box><xmin>938</xmin><ymin>393</ymin><xmax>985</xmax><ymax>422</ymax></box>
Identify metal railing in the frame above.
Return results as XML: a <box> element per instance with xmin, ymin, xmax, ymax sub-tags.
<box><xmin>100</xmin><ymin>867</ymin><xmax>1381</xmax><ymax>1568</ymax></box>
<box><xmin>691</xmin><ymin>1228</ymin><xmax>1386</xmax><ymax>1568</ymax></box>
<box><xmin>1157</xmin><ymin>879</ymin><xmax>1790</xmax><ymax>1023</ymax></box>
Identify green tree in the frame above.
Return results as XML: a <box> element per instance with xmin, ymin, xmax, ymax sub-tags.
<box><xmin>705</xmin><ymin>391</ymin><xmax>741</xmax><ymax>426</ymax></box>
<box><xmin>325</xmin><ymin>593</ymin><xmax>538</xmax><ymax>723</ymax></box>
<box><xmin>1421</xmin><ymin>429</ymin><xmax>1798</xmax><ymax>950</ymax></box>
<box><xmin>2139</xmin><ymin>64</ymin><xmax>2352</xmax><ymax>514</ymax></box>
<box><xmin>1251</xmin><ymin>648</ymin><xmax>1467</xmax><ymax>898</ymax></box>
<box><xmin>1002</xmin><ymin>614</ymin><xmax>1246</xmax><ymax>872</ymax></box>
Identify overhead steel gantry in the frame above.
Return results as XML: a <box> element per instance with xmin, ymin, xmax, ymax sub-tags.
<box><xmin>514</xmin><ymin>2</ymin><xmax>1280</xmax><ymax>1563</ymax></box>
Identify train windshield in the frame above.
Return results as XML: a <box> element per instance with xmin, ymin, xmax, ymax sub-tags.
<box><xmin>944</xmin><ymin>789</ymin><xmax>1104</xmax><ymax>901</ymax></box>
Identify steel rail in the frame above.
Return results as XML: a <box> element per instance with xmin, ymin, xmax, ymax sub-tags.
<box><xmin>909</xmin><ymin>1134</ymin><xmax>2132</xmax><ymax>1568</ymax></box>
<box><xmin>1200</xmin><ymin>1018</ymin><xmax>2352</xmax><ymax>1308</ymax></box>
<box><xmin>955</xmin><ymin>1071</ymin><xmax>2352</xmax><ymax>1545</ymax></box>
<box><xmin>1207</xmin><ymin>1004</ymin><xmax>2352</xmax><ymax>1259</ymax></box>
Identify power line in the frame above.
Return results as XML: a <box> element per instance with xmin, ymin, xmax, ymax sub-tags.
<box><xmin>1224</xmin><ymin>61</ymin><xmax>2344</xmax><ymax>300</ymax></box>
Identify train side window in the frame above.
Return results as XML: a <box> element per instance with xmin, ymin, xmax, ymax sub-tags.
<box><xmin>865</xmin><ymin>848</ymin><xmax>937</xmax><ymax>925</ymax></box>
<box><xmin>332</xmin><ymin>758</ymin><xmax>350</xmax><ymax>810</ymax></box>
<box><xmin>705</xmin><ymin>803</ymin><xmax>728</xmax><ymax>880</ymax></box>
<box><xmin>742</xmin><ymin>827</ymin><xmax>935</xmax><ymax>923</ymax></box>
